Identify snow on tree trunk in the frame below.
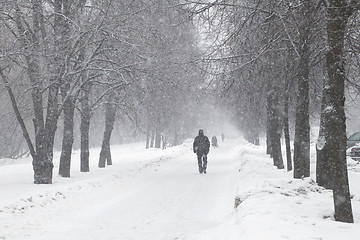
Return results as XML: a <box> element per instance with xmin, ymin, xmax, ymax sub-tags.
<box><xmin>316</xmin><ymin>82</ymin><xmax>333</xmax><ymax>189</ymax></box>
<box><xmin>317</xmin><ymin>0</ymin><xmax>355</xmax><ymax>223</ymax></box>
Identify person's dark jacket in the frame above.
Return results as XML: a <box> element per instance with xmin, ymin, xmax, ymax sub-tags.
<box><xmin>193</xmin><ymin>133</ymin><xmax>210</xmax><ymax>155</ymax></box>
<box><xmin>211</xmin><ymin>136</ymin><xmax>218</xmax><ymax>147</ymax></box>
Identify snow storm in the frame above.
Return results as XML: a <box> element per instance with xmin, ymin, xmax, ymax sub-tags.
<box><xmin>1</xmin><ymin>1</ymin><xmax>360</xmax><ymax>239</ymax></box>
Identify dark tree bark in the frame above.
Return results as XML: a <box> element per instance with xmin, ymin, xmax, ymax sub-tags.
<box><xmin>29</xmin><ymin>1</ymin><xmax>54</xmax><ymax>184</ymax></box>
<box><xmin>325</xmin><ymin>0</ymin><xmax>353</xmax><ymax>223</ymax></box>
<box><xmin>283</xmin><ymin>78</ymin><xmax>292</xmax><ymax>172</ymax></box>
<box><xmin>267</xmin><ymin>84</ymin><xmax>284</xmax><ymax>169</ymax></box>
<box><xmin>47</xmin><ymin>0</ymin><xmax>73</xmax><ymax>180</ymax></box>
<box><xmin>99</xmin><ymin>94</ymin><xmax>117</xmax><ymax>168</ymax></box>
<box><xmin>265</xmin><ymin>78</ymin><xmax>273</xmax><ymax>156</ymax></box>
<box><xmin>316</xmin><ymin>0</ymin><xmax>358</xmax><ymax>223</ymax></box>
<box><xmin>80</xmin><ymin>113</ymin><xmax>90</xmax><ymax>172</ymax></box>
<box><xmin>77</xmin><ymin>36</ymin><xmax>101</xmax><ymax>172</ymax></box>
<box><xmin>316</xmin><ymin>78</ymin><xmax>333</xmax><ymax>188</ymax></box>
<box><xmin>266</xmin><ymin>122</ymin><xmax>272</xmax><ymax>156</ymax></box>
<box><xmin>12</xmin><ymin>1</ymin><xmax>60</xmax><ymax>184</ymax></box>
<box><xmin>59</xmin><ymin>94</ymin><xmax>75</xmax><ymax>177</ymax></box>
<box><xmin>293</xmin><ymin>0</ymin><xmax>311</xmax><ymax>179</ymax></box>
<box><xmin>80</xmin><ymin>83</ymin><xmax>91</xmax><ymax>172</ymax></box>
<box><xmin>269</xmin><ymin>115</ymin><xmax>284</xmax><ymax>169</ymax></box>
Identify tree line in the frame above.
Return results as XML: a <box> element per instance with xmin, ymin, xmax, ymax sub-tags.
<box><xmin>1</xmin><ymin>0</ymin><xmax>360</xmax><ymax>225</ymax></box>
<box><xmin>0</xmin><ymin>1</ymin><xmax>205</xmax><ymax>183</ymax></box>
<box><xmin>185</xmin><ymin>0</ymin><xmax>360</xmax><ymax>223</ymax></box>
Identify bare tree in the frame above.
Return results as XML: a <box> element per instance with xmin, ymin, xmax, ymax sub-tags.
<box><xmin>316</xmin><ymin>0</ymin><xmax>360</xmax><ymax>223</ymax></box>
<box><xmin>1</xmin><ymin>0</ymin><xmax>60</xmax><ymax>184</ymax></box>
<box><xmin>293</xmin><ymin>0</ymin><xmax>313</xmax><ymax>179</ymax></box>
<box><xmin>98</xmin><ymin>92</ymin><xmax>117</xmax><ymax>168</ymax></box>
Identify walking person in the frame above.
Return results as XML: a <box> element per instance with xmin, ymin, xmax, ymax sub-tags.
<box><xmin>211</xmin><ymin>135</ymin><xmax>218</xmax><ymax>147</ymax></box>
<box><xmin>193</xmin><ymin>129</ymin><xmax>210</xmax><ymax>174</ymax></box>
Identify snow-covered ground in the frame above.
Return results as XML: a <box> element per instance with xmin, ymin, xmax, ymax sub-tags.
<box><xmin>1</xmin><ymin>137</ymin><xmax>360</xmax><ymax>240</ymax></box>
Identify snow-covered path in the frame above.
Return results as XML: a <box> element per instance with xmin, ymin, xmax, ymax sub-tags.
<box><xmin>3</xmin><ymin>138</ymin><xmax>360</xmax><ymax>240</ymax></box>
<box><xmin>0</xmin><ymin>139</ymin><xmax>241</xmax><ymax>240</ymax></box>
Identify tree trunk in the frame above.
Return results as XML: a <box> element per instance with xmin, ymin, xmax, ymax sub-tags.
<box><xmin>146</xmin><ymin>125</ymin><xmax>150</xmax><ymax>149</ymax></box>
<box><xmin>284</xmin><ymin>78</ymin><xmax>292</xmax><ymax>172</ymax></box>
<box><xmin>33</xmin><ymin>105</ymin><xmax>58</xmax><ymax>184</ymax></box>
<box><xmin>36</xmin><ymin>0</ymin><xmax>71</xmax><ymax>183</ymax></box>
<box><xmin>155</xmin><ymin>130</ymin><xmax>161</xmax><ymax>148</ymax></box>
<box><xmin>59</xmin><ymin>95</ymin><xmax>75</xmax><ymax>177</ymax></box>
<box><xmin>294</xmin><ymin>1</ymin><xmax>311</xmax><ymax>179</ymax></box>
<box><xmin>36</xmin><ymin>0</ymin><xmax>73</xmax><ymax>183</ymax></box>
<box><xmin>316</xmin><ymin>76</ymin><xmax>332</xmax><ymax>188</ymax></box>
<box><xmin>80</xmin><ymin>108</ymin><xmax>90</xmax><ymax>172</ymax></box>
<box><xmin>29</xmin><ymin>0</ymin><xmax>54</xmax><ymax>184</ymax></box>
<box><xmin>316</xmin><ymin>90</ymin><xmax>332</xmax><ymax>188</ymax></box>
<box><xmin>174</xmin><ymin>129</ymin><xmax>179</xmax><ymax>146</ymax></box>
<box><xmin>99</xmin><ymin>94</ymin><xmax>117</xmax><ymax>168</ymax></box>
<box><xmin>266</xmin><ymin>123</ymin><xmax>272</xmax><ymax>156</ymax></box>
<box><xmin>316</xmin><ymin>0</ymin><xmax>355</xmax><ymax>223</ymax></box>
<box><xmin>80</xmin><ymin>82</ymin><xmax>92</xmax><ymax>172</ymax></box>
<box><xmin>0</xmin><ymin>67</ymin><xmax>53</xmax><ymax>184</ymax></box>
<box><xmin>14</xmin><ymin>1</ymin><xmax>57</xmax><ymax>184</ymax></box>
<box><xmin>150</xmin><ymin>130</ymin><xmax>155</xmax><ymax>148</ymax></box>
<box><xmin>316</xmin><ymin>113</ymin><xmax>331</xmax><ymax>188</ymax></box>
<box><xmin>162</xmin><ymin>135</ymin><xmax>167</xmax><ymax>149</ymax></box>
<box><xmin>268</xmin><ymin>86</ymin><xmax>284</xmax><ymax>169</ymax></box>
<box><xmin>266</xmin><ymin>84</ymin><xmax>272</xmax><ymax>156</ymax></box>
<box><xmin>269</xmin><ymin>122</ymin><xmax>284</xmax><ymax>169</ymax></box>
<box><xmin>255</xmin><ymin>136</ymin><xmax>260</xmax><ymax>146</ymax></box>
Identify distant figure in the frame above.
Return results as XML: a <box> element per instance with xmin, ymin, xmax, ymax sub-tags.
<box><xmin>162</xmin><ymin>136</ymin><xmax>167</xmax><ymax>149</ymax></box>
<box><xmin>193</xmin><ymin>129</ymin><xmax>210</xmax><ymax>174</ymax></box>
<box><xmin>221</xmin><ymin>133</ymin><xmax>225</xmax><ymax>142</ymax></box>
<box><xmin>211</xmin><ymin>135</ymin><xmax>218</xmax><ymax>147</ymax></box>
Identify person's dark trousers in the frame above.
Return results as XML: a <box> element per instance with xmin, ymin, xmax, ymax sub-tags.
<box><xmin>197</xmin><ymin>154</ymin><xmax>208</xmax><ymax>173</ymax></box>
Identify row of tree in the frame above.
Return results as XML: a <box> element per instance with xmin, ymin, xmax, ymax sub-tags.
<box><xmin>0</xmin><ymin>1</ymin><xmax>205</xmax><ymax>183</ymax></box>
<box><xmin>186</xmin><ymin>0</ymin><xmax>360</xmax><ymax>223</ymax></box>
<box><xmin>2</xmin><ymin>0</ymin><xmax>359</xmax><ymax>225</ymax></box>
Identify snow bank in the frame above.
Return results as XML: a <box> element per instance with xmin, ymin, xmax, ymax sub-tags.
<box><xmin>189</xmin><ymin>140</ymin><xmax>360</xmax><ymax>240</ymax></box>
<box><xmin>1</xmin><ymin>138</ymin><xmax>360</xmax><ymax>240</ymax></box>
